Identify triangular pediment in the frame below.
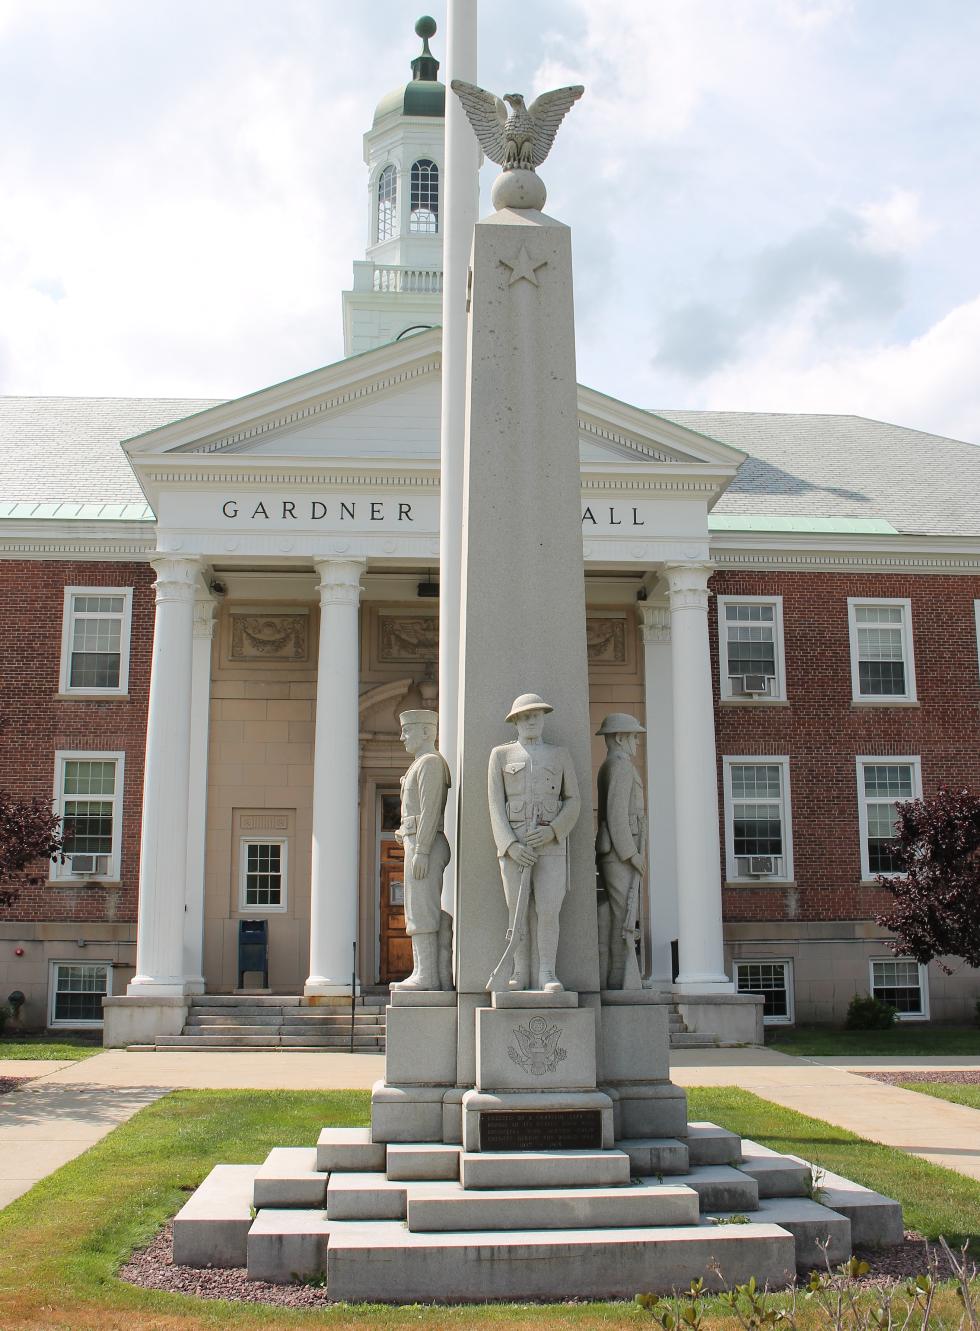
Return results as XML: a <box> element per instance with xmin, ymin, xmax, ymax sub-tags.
<box><xmin>123</xmin><ymin>329</ymin><xmax>744</xmax><ymax>502</ymax></box>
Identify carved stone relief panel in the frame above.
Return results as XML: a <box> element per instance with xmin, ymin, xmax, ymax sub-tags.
<box><xmin>227</xmin><ymin>609</ymin><xmax>310</xmax><ymax>664</ymax></box>
<box><xmin>378</xmin><ymin>614</ymin><xmax>439</xmax><ymax>664</ymax></box>
<box><xmin>586</xmin><ymin>616</ymin><xmax>628</xmax><ymax>666</ymax></box>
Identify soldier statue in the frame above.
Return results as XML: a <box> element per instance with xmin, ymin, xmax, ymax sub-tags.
<box><xmin>487</xmin><ymin>693</ymin><xmax>581</xmax><ymax>993</ymax></box>
<box><xmin>595</xmin><ymin>713</ymin><xmax>647</xmax><ymax>990</ymax></box>
<box><xmin>393</xmin><ymin>708</ymin><xmax>453</xmax><ymax>991</ymax></box>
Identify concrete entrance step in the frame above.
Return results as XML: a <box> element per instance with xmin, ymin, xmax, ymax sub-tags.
<box><xmin>154</xmin><ymin>1034</ymin><xmax>385</xmax><ymax>1050</ymax></box>
<box><xmin>671</xmin><ymin>1032</ymin><xmax>721</xmax><ymax>1048</ymax></box>
<box><xmin>459</xmin><ymin>1149</ymin><xmax>631</xmax><ymax>1190</ymax></box>
<box><xmin>406</xmin><ymin>1179</ymin><xmax>701</xmax><ymax>1232</ymax></box>
<box><xmin>245</xmin><ymin>1211</ymin><xmax>797</xmax><ymax>1297</ymax></box>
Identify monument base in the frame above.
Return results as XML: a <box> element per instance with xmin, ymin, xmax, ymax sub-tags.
<box><xmin>461</xmin><ymin>1088</ymin><xmax>615</xmax><ymax>1152</ymax></box>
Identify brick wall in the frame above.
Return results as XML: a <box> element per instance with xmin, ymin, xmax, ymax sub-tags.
<box><xmin>710</xmin><ymin>570</ymin><xmax>980</xmax><ymax>924</ymax></box>
<box><xmin>0</xmin><ymin>560</ymin><xmax>153</xmax><ymax>925</ymax></box>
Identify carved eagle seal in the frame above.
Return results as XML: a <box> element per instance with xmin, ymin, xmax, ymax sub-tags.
<box><xmin>450</xmin><ymin>81</ymin><xmax>584</xmax><ymax>172</ymax></box>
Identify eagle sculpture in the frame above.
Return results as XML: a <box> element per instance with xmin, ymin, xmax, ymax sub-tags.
<box><xmin>450</xmin><ymin>81</ymin><xmax>584</xmax><ymax>173</ymax></box>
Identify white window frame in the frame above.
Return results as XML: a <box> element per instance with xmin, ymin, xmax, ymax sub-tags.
<box><xmin>847</xmin><ymin>597</ymin><xmax>916</xmax><ymax>704</ymax></box>
<box><xmin>723</xmin><ymin>756</ymin><xmax>794</xmax><ymax>883</ymax></box>
<box><xmin>51</xmin><ymin>751</ymin><xmax>125</xmax><ymax>882</ymax></box>
<box><xmin>855</xmin><ymin>755</ymin><xmax>922</xmax><ymax>882</ymax></box>
<box><xmin>48</xmin><ymin>959</ymin><xmax>112</xmax><ymax>1028</ymax></box>
<box><xmin>734</xmin><ymin>958</ymin><xmax>795</xmax><ymax>1025</ymax></box>
<box><xmin>974</xmin><ymin>600</ymin><xmax>980</xmax><ymax>686</ymax></box>
<box><xmin>869</xmin><ymin>956</ymin><xmax>929</xmax><ymax>1021</ymax></box>
<box><xmin>58</xmin><ymin>586</ymin><xmax>133</xmax><ymax>697</ymax></box>
<box><xmin>238</xmin><ymin>837</ymin><xmax>288</xmax><ymax>914</ymax></box>
<box><xmin>717</xmin><ymin>595</ymin><xmax>786</xmax><ymax>702</ymax></box>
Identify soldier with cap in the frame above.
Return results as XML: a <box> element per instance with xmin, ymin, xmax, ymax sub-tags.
<box><xmin>595</xmin><ymin>712</ymin><xmax>647</xmax><ymax>989</ymax></box>
<box><xmin>393</xmin><ymin>708</ymin><xmax>452</xmax><ymax>990</ymax></box>
<box><xmin>487</xmin><ymin>693</ymin><xmax>581</xmax><ymax>992</ymax></box>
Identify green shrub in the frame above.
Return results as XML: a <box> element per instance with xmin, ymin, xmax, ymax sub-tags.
<box><xmin>974</xmin><ymin>998</ymin><xmax>980</xmax><ymax>1029</ymax></box>
<box><xmin>0</xmin><ymin>1003</ymin><xmax>10</xmax><ymax>1036</ymax></box>
<box><xmin>845</xmin><ymin>992</ymin><xmax>897</xmax><ymax>1030</ymax></box>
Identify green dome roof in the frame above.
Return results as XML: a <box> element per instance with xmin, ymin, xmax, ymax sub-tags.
<box><xmin>374</xmin><ymin>16</ymin><xmax>445</xmax><ymax>124</ymax></box>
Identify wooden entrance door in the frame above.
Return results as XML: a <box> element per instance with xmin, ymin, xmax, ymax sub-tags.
<box><xmin>379</xmin><ymin>840</ymin><xmax>412</xmax><ymax>983</ymax></box>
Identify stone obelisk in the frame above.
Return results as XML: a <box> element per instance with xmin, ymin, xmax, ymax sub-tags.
<box><xmin>450</xmin><ymin>89</ymin><xmax>599</xmax><ymax>1080</ymax></box>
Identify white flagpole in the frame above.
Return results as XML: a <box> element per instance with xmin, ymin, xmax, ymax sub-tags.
<box><xmin>438</xmin><ymin>0</ymin><xmax>479</xmax><ymax>920</ymax></box>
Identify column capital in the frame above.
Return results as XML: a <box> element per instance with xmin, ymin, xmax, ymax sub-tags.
<box><xmin>314</xmin><ymin>558</ymin><xmax>366</xmax><ymax>607</ymax></box>
<box><xmin>638</xmin><ymin>604</ymin><xmax>671</xmax><ymax>645</ymax></box>
<box><xmin>150</xmin><ymin>555</ymin><xmax>202</xmax><ymax>604</ymax></box>
<box><xmin>193</xmin><ymin>595</ymin><xmax>218</xmax><ymax>639</ymax></box>
<box><xmin>664</xmin><ymin>560</ymin><xmax>713</xmax><ymax>612</ymax></box>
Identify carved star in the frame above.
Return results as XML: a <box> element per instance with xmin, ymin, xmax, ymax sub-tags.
<box><xmin>500</xmin><ymin>245</ymin><xmax>548</xmax><ymax>287</ymax></box>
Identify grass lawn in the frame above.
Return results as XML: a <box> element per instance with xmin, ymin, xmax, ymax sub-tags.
<box><xmin>0</xmin><ymin>1087</ymin><xmax>977</xmax><ymax>1330</ymax></box>
<box><xmin>767</xmin><ymin>1024</ymin><xmax>980</xmax><ymax>1057</ymax></box>
<box><xmin>0</xmin><ymin>1034</ymin><xmax>103</xmax><ymax>1060</ymax></box>
<box><xmin>897</xmin><ymin>1081</ymin><xmax>980</xmax><ymax>1111</ymax></box>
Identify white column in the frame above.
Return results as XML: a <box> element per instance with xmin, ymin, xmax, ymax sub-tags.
<box><xmin>306</xmin><ymin>558</ymin><xmax>366</xmax><ymax>995</ymax></box>
<box><xmin>438</xmin><ymin>0</ymin><xmax>479</xmax><ymax>917</ymax></box>
<box><xmin>665</xmin><ymin>562</ymin><xmax>731</xmax><ymax>990</ymax></box>
<box><xmin>129</xmin><ymin>555</ymin><xmax>201</xmax><ymax>995</ymax></box>
<box><xmin>638</xmin><ymin>605</ymin><xmax>677</xmax><ymax>987</ymax></box>
<box><xmin>182</xmin><ymin>592</ymin><xmax>216</xmax><ymax>994</ymax></box>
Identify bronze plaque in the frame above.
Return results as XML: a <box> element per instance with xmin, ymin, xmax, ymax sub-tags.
<box><xmin>479</xmin><ymin>1109</ymin><xmax>602</xmax><ymax>1151</ymax></box>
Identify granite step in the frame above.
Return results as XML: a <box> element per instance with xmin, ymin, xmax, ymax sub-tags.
<box><xmin>247</xmin><ymin>1214</ymin><xmax>797</xmax><ymax>1297</ymax></box>
<box><xmin>253</xmin><ymin>1147</ymin><xmax>328</xmax><ymax>1208</ymax></box>
<box><xmin>459</xmin><ymin>1149</ymin><xmax>631</xmax><ymax>1190</ymax></box>
<box><xmin>172</xmin><ymin>1163</ymin><xmax>260</xmax><ymax>1268</ymax></box>
<box><xmin>618</xmin><ymin>1137</ymin><xmax>690</xmax><ymax>1177</ymax></box>
<box><xmin>316</xmin><ymin>1126</ymin><xmax>386</xmax><ymax>1173</ymax></box>
<box><xmin>737</xmin><ymin>1141</ymin><xmax>812</xmax><ymax>1198</ymax></box>
<box><xmin>386</xmin><ymin>1144</ymin><xmax>460</xmax><ymax>1181</ymax></box>
<box><xmin>745</xmin><ymin>1198</ymin><xmax>851</xmax><ymax>1271</ymax></box>
<box><xmin>686</xmin><ymin>1122</ymin><xmax>743</xmax><ymax>1166</ymax></box>
<box><xmin>674</xmin><ymin>1165</ymin><xmax>760</xmax><ymax>1213</ymax></box>
<box><xmin>406</xmin><ymin>1180</ymin><xmax>701</xmax><ymax>1232</ymax></box>
<box><xmin>797</xmin><ymin>1164</ymin><xmax>904</xmax><ymax>1246</ymax></box>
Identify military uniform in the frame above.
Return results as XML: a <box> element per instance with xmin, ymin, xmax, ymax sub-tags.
<box><xmin>595</xmin><ymin>713</ymin><xmax>647</xmax><ymax>989</ymax></box>
<box><xmin>396</xmin><ymin>750</ymin><xmax>451</xmax><ymax>937</ymax></box>
<box><xmin>488</xmin><ymin>736</ymin><xmax>580</xmax><ymax>988</ymax></box>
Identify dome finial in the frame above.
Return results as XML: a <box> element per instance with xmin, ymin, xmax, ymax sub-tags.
<box><xmin>411</xmin><ymin>16</ymin><xmax>439</xmax><ymax>82</ymax></box>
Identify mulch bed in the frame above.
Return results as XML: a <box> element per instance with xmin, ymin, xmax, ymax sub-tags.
<box><xmin>860</xmin><ymin>1071</ymin><xmax>980</xmax><ymax>1086</ymax></box>
<box><xmin>119</xmin><ymin>1221</ymin><xmax>975</xmax><ymax>1308</ymax></box>
<box><xmin>0</xmin><ymin>1076</ymin><xmax>30</xmax><ymax>1095</ymax></box>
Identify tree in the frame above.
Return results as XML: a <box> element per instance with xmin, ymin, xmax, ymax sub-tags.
<box><xmin>0</xmin><ymin>792</ymin><xmax>64</xmax><ymax>908</ymax></box>
<box><xmin>875</xmin><ymin>786</ymin><xmax>980</xmax><ymax>973</ymax></box>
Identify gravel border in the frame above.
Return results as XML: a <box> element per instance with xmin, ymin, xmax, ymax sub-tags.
<box><xmin>0</xmin><ymin>1076</ymin><xmax>31</xmax><ymax>1095</ymax></box>
<box><xmin>118</xmin><ymin>1221</ymin><xmax>975</xmax><ymax>1308</ymax></box>
<box><xmin>860</xmin><ymin>1071</ymin><xmax>980</xmax><ymax>1085</ymax></box>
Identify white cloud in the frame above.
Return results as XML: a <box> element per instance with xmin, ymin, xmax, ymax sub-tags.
<box><xmin>857</xmin><ymin>189</ymin><xmax>933</xmax><ymax>255</ymax></box>
<box><xmin>693</xmin><ymin>292</ymin><xmax>980</xmax><ymax>445</ymax></box>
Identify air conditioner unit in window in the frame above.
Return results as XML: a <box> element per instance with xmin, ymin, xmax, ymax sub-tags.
<box><xmin>729</xmin><ymin>673</ymin><xmax>774</xmax><ymax>696</ymax></box>
<box><xmin>748</xmin><ymin>855</ymin><xmax>777</xmax><ymax>876</ymax></box>
<box><xmin>69</xmin><ymin>854</ymin><xmax>109</xmax><ymax>877</ymax></box>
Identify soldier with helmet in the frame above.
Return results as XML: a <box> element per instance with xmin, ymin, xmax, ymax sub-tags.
<box><xmin>487</xmin><ymin>693</ymin><xmax>581</xmax><ymax>993</ymax></box>
<box><xmin>595</xmin><ymin>712</ymin><xmax>647</xmax><ymax>989</ymax></box>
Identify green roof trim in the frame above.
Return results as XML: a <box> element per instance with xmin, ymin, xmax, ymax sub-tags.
<box><xmin>708</xmin><ymin>514</ymin><xmax>899</xmax><ymax>535</ymax></box>
<box><xmin>0</xmin><ymin>500</ymin><xmax>154</xmax><ymax>521</ymax></box>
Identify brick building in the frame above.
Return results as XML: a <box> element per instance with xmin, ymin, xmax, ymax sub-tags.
<box><xmin>1</xmin><ymin>28</ymin><xmax>978</xmax><ymax>1037</ymax></box>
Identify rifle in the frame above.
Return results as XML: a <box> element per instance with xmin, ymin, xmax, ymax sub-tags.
<box><xmin>487</xmin><ymin>755</ymin><xmax>536</xmax><ymax>993</ymax></box>
<box><xmin>620</xmin><ymin>822</ymin><xmax>646</xmax><ymax>991</ymax></box>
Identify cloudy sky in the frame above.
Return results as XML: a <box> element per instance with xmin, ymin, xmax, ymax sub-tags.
<box><xmin>2</xmin><ymin>0</ymin><xmax>980</xmax><ymax>443</ymax></box>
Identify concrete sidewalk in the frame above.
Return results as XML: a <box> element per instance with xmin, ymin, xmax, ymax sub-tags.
<box><xmin>1</xmin><ymin>1045</ymin><xmax>979</xmax><ymax>1212</ymax></box>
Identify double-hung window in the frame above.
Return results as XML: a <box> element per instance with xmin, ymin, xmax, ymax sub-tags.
<box><xmin>735</xmin><ymin>959</ymin><xmax>794</xmax><ymax>1024</ymax></box>
<box><xmin>53</xmin><ymin>752</ymin><xmax>124</xmax><ymax>880</ymax></box>
<box><xmin>717</xmin><ymin>596</ymin><xmax>786</xmax><ymax>701</ymax></box>
<box><xmin>870</xmin><ymin>957</ymin><xmax>928</xmax><ymax>1019</ymax></box>
<box><xmin>59</xmin><ymin>587</ymin><xmax>132</xmax><ymax>696</ymax></box>
<box><xmin>856</xmin><ymin>757</ymin><xmax>921</xmax><ymax>879</ymax></box>
<box><xmin>847</xmin><ymin>598</ymin><xmax>916</xmax><ymax>702</ymax></box>
<box><xmin>239</xmin><ymin>839</ymin><xmax>288</xmax><ymax>912</ymax></box>
<box><xmin>723</xmin><ymin>757</ymin><xmax>793</xmax><ymax>881</ymax></box>
<box><xmin>49</xmin><ymin>961</ymin><xmax>111</xmax><ymax>1026</ymax></box>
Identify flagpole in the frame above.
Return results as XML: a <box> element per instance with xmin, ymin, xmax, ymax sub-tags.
<box><xmin>438</xmin><ymin>0</ymin><xmax>479</xmax><ymax>928</ymax></box>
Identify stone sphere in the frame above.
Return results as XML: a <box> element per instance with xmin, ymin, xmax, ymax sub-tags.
<box><xmin>491</xmin><ymin>169</ymin><xmax>547</xmax><ymax>212</ymax></box>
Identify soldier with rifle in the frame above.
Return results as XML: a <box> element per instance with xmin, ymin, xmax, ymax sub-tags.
<box><xmin>487</xmin><ymin>694</ymin><xmax>581</xmax><ymax>993</ymax></box>
<box><xmin>595</xmin><ymin>713</ymin><xmax>647</xmax><ymax>990</ymax></box>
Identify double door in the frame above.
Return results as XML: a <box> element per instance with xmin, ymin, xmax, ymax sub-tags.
<box><xmin>378</xmin><ymin>795</ymin><xmax>412</xmax><ymax>983</ymax></box>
